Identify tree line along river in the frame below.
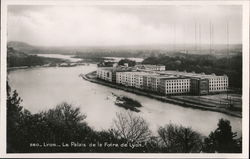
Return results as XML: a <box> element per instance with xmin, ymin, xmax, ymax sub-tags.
<box><xmin>7</xmin><ymin>54</ymin><xmax>242</xmax><ymax>137</ymax></box>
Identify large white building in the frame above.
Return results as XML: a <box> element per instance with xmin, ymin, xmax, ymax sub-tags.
<box><xmin>97</xmin><ymin>67</ymin><xmax>228</xmax><ymax>95</ymax></box>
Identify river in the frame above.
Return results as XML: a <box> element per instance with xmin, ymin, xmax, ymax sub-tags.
<box><xmin>7</xmin><ymin>54</ymin><xmax>242</xmax><ymax>137</ymax></box>
<box><xmin>36</xmin><ymin>54</ymin><xmax>82</xmax><ymax>62</ymax></box>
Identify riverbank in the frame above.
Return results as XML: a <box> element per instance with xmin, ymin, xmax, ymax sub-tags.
<box><xmin>80</xmin><ymin>71</ymin><xmax>242</xmax><ymax>118</ymax></box>
<box><xmin>7</xmin><ymin>62</ymin><xmax>91</xmax><ymax>72</ymax></box>
<box><xmin>7</xmin><ymin>65</ymin><xmax>48</xmax><ymax>72</ymax></box>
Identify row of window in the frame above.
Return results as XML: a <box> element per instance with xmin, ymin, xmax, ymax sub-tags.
<box><xmin>210</xmin><ymin>81</ymin><xmax>228</xmax><ymax>84</ymax></box>
<box><xmin>209</xmin><ymin>84</ymin><xmax>228</xmax><ymax>86</ymax></box>
<box><xmin>165</xmin><ymin>80</ymin><xmax>189</xmax><ymax>82</ymax></box>
<box><xmin>166</xmin><ymin>83</ymin><xmax>189</xmax><ymax>86</ymax></box>
<box><xmin>210</xmin><ymin>78</ymin><xmax>228</xmax><ymax>81</ymax></box>
<box><xmin>165</xmin><ymin>89</ymin><xmax>189</xmax><ymax>93</ymax></box>
<box><xmin>209</xmin><ymin>87</ymin><xmax>227</xmax><ymax>90</ymax></box>
<box><xmin>166</xmin><ymin>86</ymin><xmax>189</xmax><ymax>89</ymax></box>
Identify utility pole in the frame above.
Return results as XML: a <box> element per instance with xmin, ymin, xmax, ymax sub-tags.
<box><xmin>184</xmin><ymin>24</ymin><xmax>188</xmax><ymax>54</ymax></box>
<box><xmin>195</xmin><ymin>21</ymin><xmax>197</xmax><ymax>51</ymax></box>
<box><xmin>209</xmin><ymin>21</ymin><xmax>212</xmax><ymax>54</ymax></box>
<box><xmin>226</xmin><ymin>21</ymin><xmax>229</xmax><ymax>100</ymax></box>
<box><xmin>199</xmin><ymin>23</ymin><xmax>201</xmax><ymax>53</ymax></box>
<box><xmin>174</xmin><ymin>23</ymin><xmax>176</xmax><ymax>52</ymax></box>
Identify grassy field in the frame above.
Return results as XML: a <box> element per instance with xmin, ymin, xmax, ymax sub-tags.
<box><xmin>172</xmin><ymin>93</ymin><xmax>242</xmax><ymax>110</ymax></box>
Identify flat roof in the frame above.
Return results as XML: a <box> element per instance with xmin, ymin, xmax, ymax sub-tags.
<box><xmin>120</xmin><ymin>72</ymin><xmax>151</xmax><ymax>75</ymax></box>
<box><xmin>135</xmin><ymin>64</ymin><xmax>165</xmax><ymax>67</ymax></box>
<box><xmin>98</xmin><ymin>67</ymin><xmax>133</xmax><ymax>72</ymax></box>
<box><xmin>158</xmin><ymin>70</ymin><xmax>228</xmax><ymax>78</ymax></box>
<box><xmin>143</xmin><ymin>74</ymin><xmax>188</xmax><ymax>79</ymax></box>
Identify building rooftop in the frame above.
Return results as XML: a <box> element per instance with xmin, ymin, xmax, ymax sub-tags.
<box><xmin>158</xmin><ymin>70</ymin><xmax>228</xmax><ymax>78</ymax></box>
<box><xmin>98</xmin><ymin>67</ymin><xmax>228</xmax><ymax>79</ymax></box>
<box><xmin>120</xmin><ymin>71</ymin><xmax>151</xmax><ymax>75</ymax></box>
<box><xmin>135</xmin><ymin>64</ymin><xmax>165</xmax><ymax>67</ymax></box>
<box><xmin>98</xmin><ymin>66</ymin><xmax>133</xmax><ymax>72</ymax></box>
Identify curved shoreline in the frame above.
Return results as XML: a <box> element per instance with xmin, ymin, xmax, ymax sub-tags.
<box><xmin>80</xmin><ymin>71</ymin><xmax>242</xmax><ymax>118</ymax></box>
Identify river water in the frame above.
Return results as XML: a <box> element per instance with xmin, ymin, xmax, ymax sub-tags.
<box><xmin>36</xmin><ymin>54</ymin><xmax>82</xmax><ymax>62</ymax></box>
<box><xmin>7</xmin><ymin>54</ymin><xmax>242</xmax><ymax>137</ymax></box>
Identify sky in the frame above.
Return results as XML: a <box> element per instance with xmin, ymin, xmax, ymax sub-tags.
<box><xmin>7</xmin><ymin>5</ymin><xmax>242</xmax><ymax>47</ymax></box>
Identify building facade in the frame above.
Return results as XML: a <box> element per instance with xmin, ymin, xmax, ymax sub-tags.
<box><xmin>190</xmin><ymin>78</ymin><xmax>209</xmax><ymax>95</ymax></box>
<box><xmin>208</xmin><ymin>75</ymin><xmax>228</xmax><ymax>93</ymax></box>
<box><xmin>97</xmin><ymin>67</ymin><xmax>133</xmax><ymax>83</ymax></box>
<box><xmin>97</xmin><ymin>68</ymin><xmax>228</xmax><ymax>95</ymax></box>
<box><xmin>160</xmin><ymin>71</ymin><xmax>229</xmax><ymax>94</ymax></box>
<box><xmin>116</xmin><ymin>72</ymin><xmax>150</xmax><ymax>89</ymax></box>
<box><xmin>159</xmin><ymin>78</ymin><xmax>191</xmax><ymax>95</ymax></box>
<box><xmin>96</xmin><ymin>67</ymin><xmax>114</xmax><ymax>82</ymax></box>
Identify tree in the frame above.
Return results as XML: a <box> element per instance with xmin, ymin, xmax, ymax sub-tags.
<box><xmin>44</xmin><ymin>102</ymin><xmax>87</xmax><ymax>126</ymax></box>
<box><xmin>112</xmin><ymin>111</ymin><xmax>151</xmax><ymax>143</ymax></box>
<box><xmin>7</xmin><ymin>82</ymin><xmax>24</xmax><ymax>152</ymax></box>
<box><xmin>141</xmin><ymin>54</ymin><xmax>242</xmax><ymax>88</ymax></box>
<box><xmin>158</xmin><ymin>123</ymin><xmax>202</xmax><ymax>153</ymax></box>
<box><xmin>202</xmin><ymin>118</ymin><xmax>241</xmax><ymax>153</ymax></box>
<box><xmin>41</xmin><ymin>102</ymin><xmax>92</xmax><ymax>145</ymax></box>
<box><xmin>118</xmin><ymin>59</ymin><xmax>136</xmax><ymax>67</ymax></box>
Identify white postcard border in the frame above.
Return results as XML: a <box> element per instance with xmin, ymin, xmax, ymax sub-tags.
<box><xmin>1</xmin><ymin>0</ymin><xmax>249</xmax><ymax>158</ymax></box>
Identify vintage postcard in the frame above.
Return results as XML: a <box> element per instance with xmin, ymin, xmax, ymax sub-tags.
<box><xmin>0</xmin><ymin>0</ymin><xmax>249</xmax><ymax>158</ymax></box>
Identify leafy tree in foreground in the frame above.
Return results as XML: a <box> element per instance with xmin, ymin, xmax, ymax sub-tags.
<box><xmin>158</xmin><ymin>123</ymin><xmax>203</xmax><ymax>153</ymax></box>
<box><xmin>202</xmin><ymin>118</ymin><xmax>241</xmax><ymax>153</ymax></box>
<box><xmin>7</xmin><ymin>84</ymin><xmax>241</xmax><ymax>153</ymax></box>
<box><xmin>18</xmin><ymin>102</ymin><xmax>94</xmax><ymax>153</ymax></box>
<box><xmin>7</xmin><ymin>82</ymin><xmax>24</xmax><ymax>152</ymax></box>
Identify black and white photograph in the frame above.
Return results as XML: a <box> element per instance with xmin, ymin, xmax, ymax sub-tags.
<box><xmin>0</xmin><ymin>0</ymin><xmax>249</xmax><ymax>158</ymax></box>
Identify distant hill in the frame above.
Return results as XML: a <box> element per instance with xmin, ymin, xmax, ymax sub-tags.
<box><xmin>7</xmin><ymin>47</ymin><xmax>28</xmax><ymax>58</ymax></box>
<box><xmin>7</xmin><ymin>47</ymin><xmax>66</xmax><ymax>68</ymax></box>
<box><xmin>7</xmin><ymin>41</ymin><xmax>37</xmax><ymax>52</ymax></box>
<box><xmin>8</xmin><ymin>41</ymin><xmax>34</xmax><ymax>49</ymax></box>
<box><xmin>7</xmin><ymin>41</ymin><xmax>242</xmax><ymax>58</ymax></box>
<box><xmin>7</xmin><ymin>41</ymin><xmax>79</xmax><ymax>55</ymax></box>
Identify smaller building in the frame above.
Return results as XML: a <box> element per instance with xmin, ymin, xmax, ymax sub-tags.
<box><xmin>159</xmin><ymin>70</ymin><xmax>229</xmax><ymax>94</ymax></box>
<box><xmin>142</xmin><ymin>75</ymin><xmax>158</xmax><ymax>91</ymax></box>
<box><xmin>135</xmin><ymin>64</ymin><xmax>166</xmax><ymax>71</ymax></box>
<box><xmin>190</xmin><ymin>78</ymin><xmax>209</xmax><ymax>95</ymax></box>
<box><xmin>97</xmin><ymin>67</ymin><xmax>132</xmax><ymax>83</ymax></box>
<box><xmin>116</xmin><ymin>72</ymin><xmax>136</xmax><ymax>87</ymax></box>
<box><xmin>208</xmin><ymin>74</ymin><xmax>228</xmax><ymax>93</ymax></box>
<box><xmin>116</xmin><ymin>71</ymin><xmax>151</xmax><ymax>89</ymax></box>
<box><xmin>96</xmin><ymin>67</ymin><xmax>114</xmax><ymax>82</ymax></box>
<box><xmin>134</xmin><ymin>72</ymin><xmax>152</xmax><ymax>89</ymax></box>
